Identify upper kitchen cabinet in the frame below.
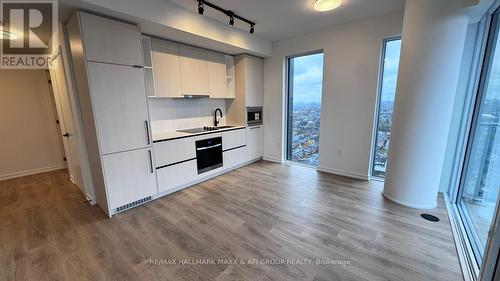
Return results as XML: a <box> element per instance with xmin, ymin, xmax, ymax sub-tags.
<box><xmin>238</xmin><ymin>55</ymin><xmax>264</xmax><ymax>107</ymax></box>
<box><xmin>151</xmin><ymin>39</ymin><xmax>182</xmax><ymax>98</ymax></box>
<box><xmin>79</xmin><ymin>13</ymin><xmax>143</xmax><ymax>66</ymax></box>
<box><xmin>207</xmin><ymin>51</ymin><xmax>227</xmax><ymax>99</ymax></box>
<box><xmin>179</xmin><ymin>45</ymin><xmax>210</xmax><ymax>96</ymax></box>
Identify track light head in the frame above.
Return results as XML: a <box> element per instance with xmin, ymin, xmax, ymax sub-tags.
<box><xmin>229</xmin><ymin>14</ymin><xmax>234</xmax><ymax>26</ymax></box>
<box><xmin>198</xmin><ymin>1</ymin><xmax>204</xmax><ymax>14</ymax></box>
<box><xmin>250</xmin><ymin>24</ymin><xmax>255</xmax><ymax>34</ymax></box>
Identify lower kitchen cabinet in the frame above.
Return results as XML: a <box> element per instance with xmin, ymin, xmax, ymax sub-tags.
<box><xmin>247</xmin><ymin>125</ymin><xmax>264</xmax><ymax>161</ymax></box>
<box><xmin>102</xmin><ymin>148</ymin><xmax>157</xmax><ymax>210</ymax></box>
<box><xmin>223</xmin><ymin>146</ymin><xmax>247</xmax><ymax>169</ymax></box>
<box><xmin>157</xmin><ymin>159</ymin><xmax>197</xmax><ymax>193</ymax></box>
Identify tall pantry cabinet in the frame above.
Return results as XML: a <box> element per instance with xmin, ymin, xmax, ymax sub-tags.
<box><xmin>67</xmin><ymin>12</ymin><xmax>157</xmax><ymax>217</ymax></box>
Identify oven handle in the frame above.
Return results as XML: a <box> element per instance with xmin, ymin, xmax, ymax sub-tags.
<box><xmin>196</xmin><ymin>144</ymin><xmax>222</xmax><ymax>151</ymax></box>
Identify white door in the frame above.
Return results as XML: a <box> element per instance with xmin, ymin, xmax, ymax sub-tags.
<box><xmin>48</xmin><ymin>50</ymin><xmax>83</xmax><ymax>190</ymax></box>
<box><xmin>247</xmin><ymin>125</ymin><xmax>264</xmax><ymax>161</ymax></box>
<box><xmin>79</xmin><ymin>12</ymin><xmax>143</xmax><ymax>66</ymax></box>
<box><xmin>87</xmin><ymin>62</ymin><xmax>151</xmax><ymax>154</ymax></box>
<box><xmin>207</xmin><ymin>51</ymin><xmax>227</xmax><ymax>98</ymax></box>
<box><xmin>102</xmin><ymin>148</ymin><xmax>157</xmax><ymax>210</ymax></box>
<box><xmin>179</xmin><ymin>45</ymin><xmax>209</xmax><ymax>96</ymax></box>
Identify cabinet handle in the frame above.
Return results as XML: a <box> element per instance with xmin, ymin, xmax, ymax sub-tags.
<box><xmin>133</xmin><ymin>65</ymin><xmax>143</xmax><ymax>68</ymax></box>
<box><xmin>250</xmin><ymin>126</ymin><xmax>261</xmax><ymax>130</ymax></box>
<box><xmin>145</xmin><ymin>121</ymin><xmax>151</xmax><ymax>145</ymax></box>
<box><xmin>148</xmin><ymin>150</ymin><xmax>154</xmax><ymax>173</ymax></box>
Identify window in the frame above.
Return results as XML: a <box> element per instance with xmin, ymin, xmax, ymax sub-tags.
<box><xmin>457</xmin><ymin>12</ymin><xmax>500</xmax><ymax>263</ymax></box>
<box><xmin>286</xmin><ymin>52</ymin><xmax>324</xmax><ymax>166</ymax></box>
<box><xmin>372</xmin><ymin>37</ymin><xmax>402</xmax><ymax>178</ymax></box>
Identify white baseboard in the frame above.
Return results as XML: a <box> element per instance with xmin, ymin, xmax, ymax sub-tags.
<box><xmin>0</xmin><ymin>165</ymin><xmax>66</xmax><ymax>181</ymax></box>
<box><xmin>263</xmin><ymin>155</ymin><xmax>283</xmax><ymax>163</ymax></box>
<box><xmin>381</xmin><ymin>192</ymin><xmax>437</xmax><ymax>209</ymax></box>
<box><xmin>317</xmin><ymin>166</ymin><xmax>369</xmax><ymax>181</ymax></box>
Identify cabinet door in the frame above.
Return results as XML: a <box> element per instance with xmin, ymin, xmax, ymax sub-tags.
<box><xmin>223</xmin><ymin>146</ymin><xmax>247</xmax><ymax>170</ymax></box>
<box><xmin>222</xmin><ymin>129</ymin><xmax>246</xmax><ymax>151</ymax></box>
<box><xmin>207</xmin><ymin>51</ymin><xmax>227</xmax><ymax>98</ymax></box>
<box><xmin>245</xmin><ymin>56</ymin><xmax>264</xmax><ymax>106</ymax></box>
<box><xmin>156</xmin><ymin>160</ymin><xmax>198</xmax><ymax>193</ymax></box>
<box><xmin>179</xmin><ymin>45</ymin><xmax>209</xmax><ymax>96</ymax></box>
<box><xmin>151</xmin><ymin>39</ymin><xmax>182</xmax><ymax>97</ymax></box>
<box><xmin>79</xmin><ymin>12</ymin><xmax>143</xmax><ymax>66</ymax></box>
<box><xmin>153</xmin><ymin>137</ymin><xmax>196</xmax><ymax>167</ymax></box>
<box><xmin>87</xmin><ymin>62</ymin><xmax>150</xmax><ymax>154</ymax></box>
<box><xmin>103</xmin><ymin>148</ymin><xmax>157</xmax><ymax>210</ymax></box>
<box><xmin>247</xmin><ymin>126</ymin><xmax>264</xmax><ymax>160</ymax></box>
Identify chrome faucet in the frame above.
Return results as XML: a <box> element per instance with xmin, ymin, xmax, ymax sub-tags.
<box><xmin>214</xmin><ymin>108</ymin><xmax>223</xmax><ymax>127</ymax></box>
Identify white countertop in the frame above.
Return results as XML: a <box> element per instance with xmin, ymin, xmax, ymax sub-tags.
<box><xmin>152</xmin><ymin>125</ymin><xmax>247</xmax><ymax>142</ymax></box>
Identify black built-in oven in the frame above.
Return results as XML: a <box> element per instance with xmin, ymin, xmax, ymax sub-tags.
<box><xmin>247</xmin><ymin>107</ymin><xmax>263</xmax><ymax>126</ymax></box>
<box><xmin>196</xmin><ymin>137</ymin><xmax>223</xmax><ymax>174</ymax></box>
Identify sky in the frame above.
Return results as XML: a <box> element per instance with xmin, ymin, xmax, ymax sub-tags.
<box><xmin>381</xmin><ymin>39</ymin><xmax>402</xmax><ymax>103</ymax></box>
<box><xmin>291</xmin><ymin>53</ymin><xmax>324</xmax><ymax>104</ymax></box>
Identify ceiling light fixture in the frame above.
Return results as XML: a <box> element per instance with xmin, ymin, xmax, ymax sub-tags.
<box><xmin>196</xmin><ymin>0</ymin><xmax>256</xmax><ymax>34</ymax></box>
<box><xmin>314</xmin><ymin>0</ymin><xmax>341</xmax><ymax>12</ymax></box>
<box><xmin>198</xmin><ymin>0</ymin><xmax>204</xmax><ymax>15</ymax></box>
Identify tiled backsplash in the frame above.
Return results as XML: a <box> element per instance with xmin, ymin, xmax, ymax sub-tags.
<box><xmin>149</xmin><ymin>98</ymin><xmax>227</xmax><ymax>133</ymax></box>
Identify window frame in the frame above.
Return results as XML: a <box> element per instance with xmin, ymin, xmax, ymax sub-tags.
<box><xmin>371</xmin><ymin>36</ymin><xmax>402</xmax><ymax>179</ymax></box>
<box><xmin>284</xmin><ymin>50</ymin><xmax>324</xmax><ymax>166</ymax></box>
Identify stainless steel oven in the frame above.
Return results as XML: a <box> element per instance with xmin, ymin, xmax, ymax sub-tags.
<box><xmin>247</xmin><ymin>107</ymin><xmax>263</xmax><ymax>126</ymax></box>
<box><xmin>196</xmin><ymin>137</ymin><xmax>223</xmax><ymax>174</ymax></box>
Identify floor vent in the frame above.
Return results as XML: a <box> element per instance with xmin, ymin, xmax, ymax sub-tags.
<box><xmin>421</xmin><ymin>213</ymin><xmax>440</xmax><ymax>222</ymax></box>
<box><xmin>116</xmin><ymin>196</ymin><xmax>152</xmax><ymax>213</ymax></box>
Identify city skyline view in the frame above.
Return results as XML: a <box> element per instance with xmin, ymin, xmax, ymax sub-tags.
<box><xmin>287</xmin><ymin>53</ymin><xmax>324</xmax><ymax>166</ymax></box>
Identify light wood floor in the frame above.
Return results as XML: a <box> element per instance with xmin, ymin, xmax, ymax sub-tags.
<box><xmin>0</xmin><ymin>161</ymin><xmax>463</xmax><ymax>281</ymax></box>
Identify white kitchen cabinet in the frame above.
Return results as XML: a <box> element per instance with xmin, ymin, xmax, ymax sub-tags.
<box><xmin>151</xmin><ymin>39</ymin><xmax>182</xmax><ymax>97</ymax></box>
<box><xmin>207</xmin><ymin>51</ymin><xmax>227</xmax><ymax>99</ymax></box>
<box><xmin>153</xmin><ymin>137</ymin><xmax>196</xmax><ymax>167</ymax></box>
<box><xmin>223</xmin><ymin>146</ymin><xmax>247</xmax><ymax>170</ymax></box>
<box><xmin>87</xmin><ymin>62</ymin><xmax>151</xmax><ymax>154</ymax></box>
<box><xmin>244</xmin><ymin>56</ymin><xmax>264</xmax><ymax>107</ymax></box>
<box><xmin>247</xmin><ymin>125</ymin><xmax>264</xmax><ymax>161</ymax></box>
<box><xmin>156</xmin><ymin>160</ymin><xmax>198</xmax><ymax>193</ymax></box>
<box><xmin>79</xmin><ymin>12</ymin><xmax>143</xmax><ymax>66</ymax></box>
<box><xmin>179</xmin><ymin>45</ymin><xmax>209</xmax><ymax>96</ymax></box>
<box><xmin>222</xmin><ymin>129</ymin><xmax>246</xmax><ymax>151</ymax></box>
<box><xmin>102</xmin><ymin>148</ymin><xmax>157</xmax><ymax>210</ymax></box>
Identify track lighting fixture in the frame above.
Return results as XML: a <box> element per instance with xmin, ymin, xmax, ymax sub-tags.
<box><xmin>198</xmin><ymin>0</ymin><xmax>204</xmax><ymax>15</ymax></box>
<box><xmin>196</xmin><ymin>0</ymin><xmax>256</xmax><ymax>34</ymax></box>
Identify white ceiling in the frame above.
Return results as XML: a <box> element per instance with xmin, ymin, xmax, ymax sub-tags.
<box><xmin>167</xmin><ymin>0</ymin><xmax>406</xmax><ymax>42</ymax></box>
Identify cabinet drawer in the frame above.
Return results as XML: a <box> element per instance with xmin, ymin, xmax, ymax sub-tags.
<box><xmin>222</xmin><ymin>129</ymin><xmax>246</xmax><ymax>151</ymax></box>
<box><xmin>223</xmin><ymin>146</ymin><xmax>247</xmax><ymax>170</ymax></box>
<box><xmin>157</xmin><ymin>160</ymin><xmax>197</xmax><ymax>193</ymax></box>
<box><xmin>153</xmin><ymin>138</ymin><xmax>196</xmax><ymax>167</ymax></box>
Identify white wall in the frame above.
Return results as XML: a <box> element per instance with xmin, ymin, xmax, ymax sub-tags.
<box><xmin>0</xmin><ymin>70</ymin><xmax>65</xmax><ymax>180</ymax></box>
<box><xmin>263</xmin><ymin>11</ymin><xmax>404</xmax><ymax>179</ymax></box>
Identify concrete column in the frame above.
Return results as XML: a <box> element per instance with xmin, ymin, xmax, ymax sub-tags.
<box><xmin>383</xmin><ymin>0</ymin><xmax>470</xmax><ymax>209</ymax></box>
